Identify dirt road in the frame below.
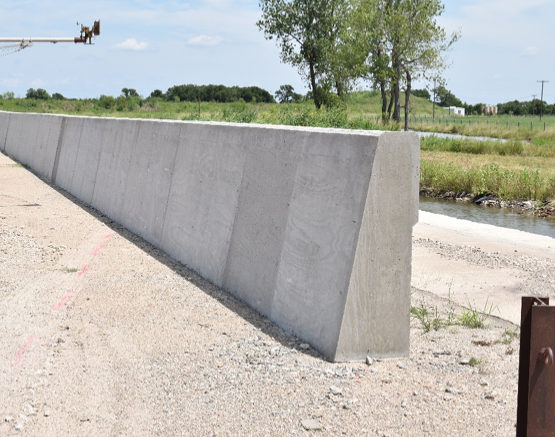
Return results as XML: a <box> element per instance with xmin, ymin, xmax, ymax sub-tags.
<box><xmin>0</xmin><ymin>151</ymin><xmax>532</xmax><ymax>436</ymax></box>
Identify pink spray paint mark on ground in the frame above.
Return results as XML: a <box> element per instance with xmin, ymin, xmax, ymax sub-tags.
<box><xmin>12</xmin><ymin>335</ymin><xmax>35</xmax><ymax>367</ymax></box>
<box><xmin>51</xmin><ymin>289</ymin><xmax>74</xmax><ymax>311</ymax></box>
<box><xmin>77</xmin><ymin>264</ymin><xmax>88</xmax><ymax>277</ymax></box>
<box><xmin>104</xmin><ymin>233</ymin><xmax>115</xmax><ymax>239</ymax></box>
<box><xmin>92</xmin><ymin>245</ymin><xmax>104</xmax><ymax>257</ymax></box>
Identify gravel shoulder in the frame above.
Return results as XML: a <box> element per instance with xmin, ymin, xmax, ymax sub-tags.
<box><xmin>0</xmin><ymin>152</ymin><xmax>533</xmax><ymax>436</ymax></box>
<box><xmin>413</xmin><ymin>211</ymin><xmax>555</xmax><ymax>325</ymax></box>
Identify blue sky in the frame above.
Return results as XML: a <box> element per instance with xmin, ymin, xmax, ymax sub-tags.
<box><xmin>0</xmin><ymin>0</ymin><xmax>554</xmax><ymax>105</ymax></box>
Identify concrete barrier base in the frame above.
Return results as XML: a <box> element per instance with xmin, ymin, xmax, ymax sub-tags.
<box><xmin>0</xmin><ymin>111</ymin><xmax>419</xmax><ymax>361</ymax></box>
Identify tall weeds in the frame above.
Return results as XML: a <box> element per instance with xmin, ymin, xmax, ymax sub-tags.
<box><xmin>420</xmin><ymin>161</ymin><xmax>555</xmax><ymax>200</ymax></box>
<box><xmin>420</xmin><ymin>136</ymin><xmax>555</xmax><ymax>157</ymax></box>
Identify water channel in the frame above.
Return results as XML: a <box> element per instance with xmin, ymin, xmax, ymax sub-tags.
<box><xmin>419</xmin><ymin>197</ymin><xmax>555</xmax><ymax>239</ymax></box>
<box><xmin>415</xmin><ymin>131</ymin><xmax>507</xmax><ymax>142</ymax></box>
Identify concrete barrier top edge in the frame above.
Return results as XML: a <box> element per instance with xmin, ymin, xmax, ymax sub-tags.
<box><xmin>0</xmin><ymin>110</ymin><xmax>418</xmax><ymax>138</ymax></box>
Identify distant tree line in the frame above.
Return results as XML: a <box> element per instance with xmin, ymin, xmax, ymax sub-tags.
<box><xmin>158</xmin><ymin>84</ymin><xmax>275</xmax><ymax>103</ymax></box>
<box><xmin>17</xmin><ymin>85</ymin><xmax>275</xmax><ymax>104</ymax></box>
<box><xmin>412</xmin><ymin>86</ymin><xmax>555</xmax><ymax>116</ymax></box>
<box><xmin>9</xmin><ymin>86</ymin><xmax>555</xmax><ymax>118</ymax></box>
<box><xmin>497</xmin><ymin>99</ymin><xmax>555</xmax><ymax>116</ymax></box>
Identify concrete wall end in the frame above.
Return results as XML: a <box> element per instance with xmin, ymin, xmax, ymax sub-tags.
<box><xmin>0</xmin><ymin>111</ymin><xmax>419</xmax><ymax>362</ymax></box>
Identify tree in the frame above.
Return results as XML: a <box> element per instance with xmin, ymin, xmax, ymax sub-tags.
<box><xmin>52</xmin><ymin>93</ymin><xmax>65</xmax><ymax>100</ymax></box>
<box><xmin>275</xmin><ymin>84</ymin><xmax>294</xmax><ymax>103</ymax></box>
<box><xmin>26</xmin><ymin>88</ymin><xmax>50</xmax><ymax>99</ymax></box>
<box><xmin>121</xmin><ymin>88</ymin><xmax>138</xmax><ymax>98</ymax></box>
<box><xmin>275</xmin><ymin>84</ymin><xmax>303</xmax><ymax>103</ymax></box>
<box><xmin>257</xmin><ymin>0</ymin><xmax>347</xmax><ymax>109</ymax></box>
<box><xmin>435</xmin><ymin>86</ymin><xmax>462</xmax><ymax>108</ymax></box>
<box><xmin>357</xmin><ymin>0</ymin><xmax>459</xmax><ymax>129</ymax></box>
<box><xmin>164</xmin><ymin>84</ymin><xmax>274</xmax><ymax>104</ymax></box>
<box><xmin>411</xmin><ymin>89</ymin><xmax>430</xmax><ymax>100</ymax></box>
<box><xmin>149</xmin><ymin>89</ymin><xmax>164</xmax><ymax>98</ymax></box>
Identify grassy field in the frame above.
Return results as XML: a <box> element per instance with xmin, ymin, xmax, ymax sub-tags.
<box><xmin>0</xmin><ymin>95</ymin><xmax>395</xmax><ymax>130</ymax></box>
<box><xmin>1</xmin><ymin>92</ymin><xmax>554</xmax><ymax>205</ymax></box>
<box><xmin>410</xmin><ymin>116</ymin><xmax>555</xmax><ymax>141</ymax></box>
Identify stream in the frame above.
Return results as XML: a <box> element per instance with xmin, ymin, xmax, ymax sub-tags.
<box><xmin>419</xmin><ymin>197</ymin><xmax>555</xmax><ymax>239</ymax></box>
<box><xmin>415</xmin><ymin>131</ymin><xmax>507</xmax><ymax>142</ymax></box>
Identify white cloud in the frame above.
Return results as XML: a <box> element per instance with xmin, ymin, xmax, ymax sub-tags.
<box><xmin>30</xmin><ymin>78</ymin><xmax>46</xmax><ymax>87</ymax></box>
<box><xmin>113</xmin><ymin>38</ymin><xmax>148</xmax><ymax>51</ymax></box>
<box><xmin>439</xmin><ymin>0</ymin><xmax>555</xmax><ymax>46</ymax></box>
<box><xmin>521</xmin><ymin>46</ymin><xmax>538</xmax><ymax>56</ymax></box>
<box><xmin>0</xmin><ymin>78</ymin><xmax>22</xmax><ymax>88</ymax></box>
<box><xmin>187</xmin><ymin>35</ymin><xmax>223</xmax><ymax>47</ymax></box>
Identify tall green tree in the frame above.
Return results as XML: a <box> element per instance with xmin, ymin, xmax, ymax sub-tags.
<box><xmin>121</xmin><ymin>88</ymin><xmax>138</xmax><ymax>98</ymax></box>
<box><xmin>357</xmin><ymin>0</ymin><xmax>459</xmax><ymax>129</ymax></box>
<box><xmin>26</xmin><ymin>88</ymin><xmax>50</xmax><ymax>100</ymax></box>
<box><xmin>275</xmin><ymin>84</ymin><xmax>303</xmax><ymax>103</ymax></box>
<box><xmin>257</xmin><ymin>0</ymin><xmax>347</xmax><ymax>108</ymax></box>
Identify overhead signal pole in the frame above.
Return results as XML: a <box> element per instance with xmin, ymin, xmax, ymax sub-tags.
<box><xmin>0</xmin><ymin>21</ymin><xmax>100</xmax><ymax>54</ymax></box>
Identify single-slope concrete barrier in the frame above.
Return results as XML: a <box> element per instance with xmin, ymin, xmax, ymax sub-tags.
<box><xmin>0</xmin><ymin>111</ymin><xmax>419</xmax><ymax>361</ymax></box>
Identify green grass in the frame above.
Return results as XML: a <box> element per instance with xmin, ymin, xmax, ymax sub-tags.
<box><xmin>458</xmin><ymin>301</ymin><xmax>497</xmax><ymax>329</ymax></box>
<box><xmin>0</xmin><ymin>96</ymin><xmax>396</xmax><ymax>131</ymax></box>
<box><xmin>411</xmin><ymin>300</ymin><xmax>496</xmax><ymax>333</ymax></box>
<box><xmin>410</xmin><ymin>304</ymin><xmax>446</xmax><ymax>333</ymax></box>
<box><xmin>467</xmin><ymin>357</ymin><xmax>484</xmax><ymax>367</ymax></box>
<box><xmin>501</xmin><ymin>328</ymin><xmax>519</xmax><ymax>344</ymax></box>
<box><xmin>421</xmin><ymin>155</ymin><xmax>555</xmax><ymax>201</ymax></box>
<box><xmin>411</xmin><ymin>117</ymin><xmax>555</xmax><ymax>143</ymax></box>
<box><xmin>2</xmin><ymin>92</ymin><xmax>555</xmax><ymax>204</ymax></box>
<box><xmin>420</xmin><ymin>136</ymin><xmax>547</xmax><ymax>157</ymax></box>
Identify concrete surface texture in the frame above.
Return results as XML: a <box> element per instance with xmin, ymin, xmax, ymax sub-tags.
<box><xmin>413</xmin><ymin>211</ymin><xmax>555</xmax><ymax>325</ymax></box>
<box><xmin>0</xmin><ymin>111</ymin><xmax>419</xmax><ymax>361</ymax></box>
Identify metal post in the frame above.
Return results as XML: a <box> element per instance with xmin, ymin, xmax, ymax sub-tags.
<box><xmin>517</xmin><ymin>296</ymin><xmax>555</xmax><ymax>436</ymax></box>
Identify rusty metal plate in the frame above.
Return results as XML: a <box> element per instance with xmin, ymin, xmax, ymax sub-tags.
<box><xmin>526</xmin><ymin>304</ymin><xmax>555</xmax><ymax>436</ymax></box>
<box><xmin>518</xmin><ymin>297</ymin><xmax>550</xmax><ymax>436</ymax></box>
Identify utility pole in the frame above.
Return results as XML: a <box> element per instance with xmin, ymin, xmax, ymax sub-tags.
<box><xmin>532</xmin><ymin>94</ymin><xmax>537</xmax><ymax>117</ymax></box>
<box><xmin>537</xmin><ymin>80</ymin><xmax>549</xmax><ymax>121</ymax></box>
<box><xmin>432</xmin><ymin>80</ymin><xmax>436</xmax><ymax>121</ymax></box>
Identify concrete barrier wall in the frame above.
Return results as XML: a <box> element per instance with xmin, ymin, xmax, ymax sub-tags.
<box><xmin>0</xmin><ymin>110</ymin><xmax>419</xmax><ymax>361</ymax></box>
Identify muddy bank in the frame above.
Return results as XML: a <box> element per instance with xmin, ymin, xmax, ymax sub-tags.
<box><xmin>419</xmin><ymin>188</ymin><xmax>555</xmax><ymax>218</ymax></box>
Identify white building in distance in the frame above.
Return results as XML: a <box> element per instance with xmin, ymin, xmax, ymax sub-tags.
<box><xmin>445</xmin><ymin>106</ymin><xmax>465</xmax><ymax>116</ymax></box>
